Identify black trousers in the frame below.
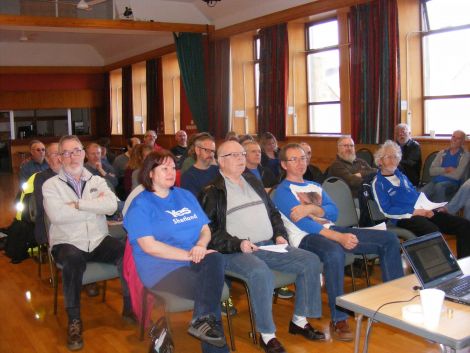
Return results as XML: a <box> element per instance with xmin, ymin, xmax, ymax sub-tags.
<box><xmin>52</xmin><ymin>236</ymin><xmax>127</xmax><ymax>321</ymax></box>
<box><xmin>397</xmin><ymin>212</ymin><xmax>470</xmax><ymax>258</ymax></box>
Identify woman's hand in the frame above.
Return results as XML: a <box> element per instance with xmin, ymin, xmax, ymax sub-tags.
<box><xmin>189</xmin><ymin>245</ymin><xmax>208</xmax><ymax>263</ymax></box>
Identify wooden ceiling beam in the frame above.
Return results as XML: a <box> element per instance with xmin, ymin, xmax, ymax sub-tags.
<box><xmin>0</xmin><ymin>14</ymin><xmax>209</xmax><ymax>33</ymax></box>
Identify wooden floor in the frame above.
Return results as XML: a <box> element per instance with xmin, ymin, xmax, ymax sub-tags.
<box><xmin>0</xmin><ymin>172</ymin><xmax>444</xmax><ymax>353</ymax></box>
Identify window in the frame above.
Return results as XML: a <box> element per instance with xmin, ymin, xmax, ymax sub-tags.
<box><xmin>132</xmin><ymin>62</ymin><xmax>147</xmax><ymax>135</ymax></box>
<box><xmin>254</xmin><ymin>36</ymin><xmax>260</xmax><ymax>119</ymax></box>
<box><xmin>110</xmin><ymin>69</ymin><xmax>122</xmax><ymax>135</ymax></box>
<box><xmin>306</xmin><ymin>19</ymin><xmax>341</xmax><ymax>134</ymax></box>
<box><xmin>422</xmin><ymin>0</ymin><xmax>470</xmax><ymax>134</ymax></box>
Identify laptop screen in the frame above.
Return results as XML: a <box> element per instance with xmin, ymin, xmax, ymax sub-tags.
<box><xmin>402</xmin><ymin>232</ymin><xmax>462</xmax><ymax>287</ymax></box>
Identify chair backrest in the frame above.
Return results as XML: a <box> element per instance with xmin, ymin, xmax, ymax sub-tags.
<box><xmin>420</xmin><ymin>151</ymin><xmax>438</xmax><ymax>186</ymax></box>
<box><xmin>322</xmin><ymin>176</ymin><xmax>358</xmax><ymax>227</ymax></box>
<box><xmin>356</xmin><ymin>148</ymin><xmax>374</xmax><ymax>167</ymax></box>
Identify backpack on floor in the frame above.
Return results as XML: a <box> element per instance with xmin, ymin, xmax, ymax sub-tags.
<box><xmin>3</xmin><ymin>219</ymin><xmax>36</xmax><ymax>264</ymax></box>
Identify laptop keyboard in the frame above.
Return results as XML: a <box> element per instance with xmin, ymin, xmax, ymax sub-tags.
<box><xmin>439</xmin><ymin>277</ymin><xmax>470</xmax><ymax>297</ymax></box>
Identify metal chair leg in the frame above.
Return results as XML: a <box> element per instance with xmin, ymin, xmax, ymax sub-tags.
<box><xmin>53</xmin><ymin>267</ymin><xmax>59</xmax><ymax>315</ymax></box>
<box><xmin>102</xmin><ymin>281</ymin><xmax>107</xmax><ymax>302</ymax></box>
<box><xmin>350</xmin><ymin>264</ymin><xmax>357</xmax><ymax>291</ymax></box>
<box><xmin>223</xmin><ymin>299</ymin><xmax>236</xmax><ymax>351</ymax></box>
<box><xmin>242</xmin><ymin>282</ymin><xmax>258</xmax><ymax>345</ymax></box>
<box><xmin>362</xmin><ymin>255</ymin><xmax>371</xmax><ymax>287</ymax></box>
<box><xmin>140</xmin><ymin>287</ymin><xmax>148</xmax><ymax>341</ymax></box>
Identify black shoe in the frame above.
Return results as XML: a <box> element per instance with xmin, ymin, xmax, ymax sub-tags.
<box><xmin>260</xmin><ymin>337</ymin><xmax>286</xmax><ymax>353</ymax></box>
<box><xmin>288</xmin><ymin>321</ymin><xmax>326</xmax><ymax>341</ymax></box>
<box><xmin>187</xmin><ymin>315</ymin><xmax>226</xmax><ymax>348</ymax></box>
<box><xmin>274</xmin><ymin>286</ymin><xmax>295</xmax><ymax>299</ymax></box>
<box><xmin>85</xmin><ymin>283</ymin><xmax>99</xmax><ymax>297</ymax></box>
<box><xmin>67</xmin><ymin>319</ymin><xmax>83</xmax><ymax>351</ymax></box>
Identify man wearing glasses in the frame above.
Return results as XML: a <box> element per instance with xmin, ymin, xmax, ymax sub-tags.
<box><xmin>42</xmin><ymin>135</ymin><xmax>131</xmax><ymax>351</ymax></box>
<box><xmin>181</xmin><ymin>134</ymin><xmax>218</xmax><ymax>197</ymax></box>
<box><xmin>328</xmin><ymin>136</ymin><xmax>376</xmax><ymax>198</ymax></box>
<box><xmin>19</xmin><ymin>139</ymin><xmax>49</xmax><ymax>185</ymax></box>
<box><xmin>273</xmin><ymin>143</ymin><xmax>403</xmax><ymax>342</ymax></box>
<box><xmin>199</xmin><ymin>141</ymin><xmax>325</xmax><ymax>353</ymax></box>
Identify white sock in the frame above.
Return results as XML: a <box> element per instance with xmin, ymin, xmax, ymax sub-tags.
<box><xmin>260</xmin><ymin>333</ymin><xmax>276</xmax><ymax>344</ymax></box>
<box><xmin>292</xmin><ymin>314</ymin><xmax>308</xmax><ymax>328</ymax></box>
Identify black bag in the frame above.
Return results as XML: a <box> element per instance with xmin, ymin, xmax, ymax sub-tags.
<box><xmin>3</xmin><ymin>219</ymin><xmax>36</xmax><ymax>264</ymax></box>
<box><xmin>148</xmin><ymin>317</ymin><xmax>174</xmax><ymax>353</ymax></box>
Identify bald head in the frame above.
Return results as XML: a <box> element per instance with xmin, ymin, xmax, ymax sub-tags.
<box><xmin>217</xmin><ymin>141</ymin><xmax>246</xmax><ymax>178</ymax></box>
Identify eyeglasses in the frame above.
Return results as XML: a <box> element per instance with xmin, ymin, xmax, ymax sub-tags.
<box><xmin>339</xmin><ymin>144</ymin><xmax>355</xmax><ymax>148</ymax></box>
<box><xmin>34</xmin><ymin>148</ymin><xmax>46</xmax><ymax>152</ymax></box>
<box><xmin>383</xmin><ymin>154</ymin><xmax>400</xmax><ymax>160</ymax></box>
<box><xmin>47</xmin><ymin>152</ymin><xmax>59</xmax><ymax>158</ymax></box>
<box><xmin>285</xmin><ymin>156</ymin><xmax>308</xmax><ymax>163</ymax></box>
<box><xmin>61</xmin><ymin>148</ymin><xmax>83</xmax><ymax>158</ymax></box>
<box><xmin>196</xmin><ymin>145</ymin><xmax>216</xmax><ymax>154</ymax></box>
<box><xmin>220</xmin><ymin>151</ymin><xmax>247</xmax><ymax>158</ymax></box>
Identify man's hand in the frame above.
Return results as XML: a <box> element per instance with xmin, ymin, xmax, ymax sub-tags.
<box><xmin>240</xmin><ymin>240</ymin><xmax>258</xmax><ymax>253</ymax></box>
<box><xmin>444</xmin><ymin>167</ymin><xmax>456</xmax><ymax>174</ymax></box>
<box><xmin>338</xmin><ymin>233</ymin><xmax>358</xmax><ymax>250</ymax></box>
<box><xmin>275</xmin><ymin>236</ymin><xmax>288</xmax><ymax>245</ymax></box>
<box><xmin>290</xmin><ymin>204</ymin><xmax>324</xmax><ymax>222</ymax></box>
<box><xmin>413</xmin><ymin>208</ymin><xmax>434</xmax><ymax>218</ymax></box>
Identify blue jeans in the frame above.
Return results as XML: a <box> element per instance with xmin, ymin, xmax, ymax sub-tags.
<box><xmin>446</xmin><ymin>179</ymin><xmax>470</xmax><ymax>221</ymax></box>
<box><xmin>152</xmin><ymin>252</ymin><xmax>229</xmax><ymax>353</ymax></box>
<box><xmin>52</xmin><ymin>235</ymin><xmax>129</xmax><ymax>321</ymax></box>
<box><xmin>298</xmin><ymin>227</ymin><xmax>404</xmax><ymax>322</ymax></box>
<box><xmin>421</xmin><ymin>181</ymin><xmax>459</xmax><ymax>202</ymax></box>
<box><xmin>224</xmin><ymin>240</ymin><xmax>322</xmax><ymax>334</ymax></box>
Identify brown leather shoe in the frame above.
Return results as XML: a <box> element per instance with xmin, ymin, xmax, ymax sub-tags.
<box><xmin>260</xmin><ymin>337</ymin><xmax>287</xmax><ymax>353</ymax></box>
<box><xmin>330</xmin><ymin>320</ymin><xmax>353</xmax><ymax>341</ymax></box>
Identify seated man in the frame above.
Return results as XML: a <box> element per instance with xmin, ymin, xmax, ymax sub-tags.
<box><xmin>43</xmin><ymin>135</ymin><xmax>131</xmax><ymax>351</ymax></box>
<box><xmin>443</xmin><ymin>178</ymin><xmax>470</xmax><ymax>221</ymax></box>
<box><xmin>273</xmin><ymin>143</ymin><xmax>403</xmax><ymax>341</ymax></box>
<box><xmin>85</xmin><ymin>142</ymin><xmax>118</xmax><ymax>190</ymax></box>
<box><xmin>170</xmin><ymin>130</ymin><xmax>188</xmax><ymax>169</ymax></box>
<box><xmin>19</xmin><ymin>139</ymin><xmax>49</xmax><ymax>185</ymax></box>
<box><xmin>372</xmin><ymin>140</ymin><xmax>470</xmax><ymax>259</ymax></box>
<box><xmin>421</xmin><ymin>130</ymin><xmax>469</xmax><ymax>202</ymax></box>
<box><xmin>299</xmin><ymin>142</ymin><xmax>325</xmax><ymax>184</ymax></box>
<box><xmin>395</xmin><ymin>123</ymin><xmax>422</xmax><ymax>186</ymax></box>
<box><xmin>328</xmin><ymin>136</ymin><xmax>376</xmax><ymax>198</ymax></box>
<box><xmin>181</xmin><ymin>134</ymin><xmax>218</xmax><ymax>198</ymax></box>
<box><xmin>200</xmin><ymin>140</ymin><xmax>324</xmax><ymax>353</ymax></box>
<box><xmin>243</xmin><ymin>140</ymin><xmax>278</xmax><ymax>189</ymax></box>
<box><xmin>143</xmin><ymin>130</ymin><xmax>164</xmax><ymax>152</ymax></box>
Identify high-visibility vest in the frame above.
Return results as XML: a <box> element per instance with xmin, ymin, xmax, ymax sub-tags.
<box><xmin>15</xmin><ymin>173</ymin><xmax>37</xmax><ymax>221</ymax></box>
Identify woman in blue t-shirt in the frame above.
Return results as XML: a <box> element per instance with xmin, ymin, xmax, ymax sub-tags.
<box><xmin>124</xmin><ymin>151</ymin><xmax>228</xmax><ymax>352</ymax></box>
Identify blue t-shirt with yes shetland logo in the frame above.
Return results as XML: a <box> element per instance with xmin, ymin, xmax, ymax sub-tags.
<box><xmin>124</xmin><ymin>187</ymin><xmax>209</xmax><ymax>288</ymax></box>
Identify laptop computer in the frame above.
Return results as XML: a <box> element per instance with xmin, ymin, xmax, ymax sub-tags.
<box><xmin>401</xmin><ymin>232</ymin><xmax>470</xmax><ymax>305</ymax></box>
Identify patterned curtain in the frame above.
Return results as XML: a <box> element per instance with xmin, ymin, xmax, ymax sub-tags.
<box><xmin>208</xmin><ymin>38</ymin><xmax>230</xmax><ymax>139</ymax></box>
<box><xmin>146</xmin><ymin>58</ymin><xmax>164</xmax><ymax>134</ymax></box>
<box><xmin>258</xmin><ymin>23</ymin><xmax>288</xmax><ymax>140</ymax></box>
<box><xmin>350</xmin><ymin>0</ymin><xmax>401</xmax><ymax>144</ymax></box>
<box><xmin>96</xmin><ymin>72</ymin><xmax>111</xmax><ymax>137</ymax></box>
<box><xmin>122</xmin><ymin>65</ymin><xmax>134</xmax><ymax>139</ymax></box>
<box><xmin>174</xmin><ymin>32</ymin><xmax>209</xmax><ymax>132</ymax></box>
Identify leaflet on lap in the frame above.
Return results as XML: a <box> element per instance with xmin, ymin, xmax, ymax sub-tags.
<box><xmin>414</xmin><ymin>192</ymin><xmax>447</xmax><ymax>210</ymax></box>
<box><xmin>258</xmin><ymin>244</ymin><xmax>289</xmax><ymax>253</ymax></box>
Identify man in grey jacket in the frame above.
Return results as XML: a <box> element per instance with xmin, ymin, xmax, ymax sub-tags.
<box><xmin>43</xmin><ymin>135</ymin><xmax>130</xmax><ymax>351</ymax></box>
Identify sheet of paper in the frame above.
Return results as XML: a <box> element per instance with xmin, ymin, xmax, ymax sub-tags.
<box><xmin>414</xmin><ymin>192</ymin><xmax>447</xmax><ymax>210</ymax></box>
<box><xmin>356</xmin><ymin>222</ymin><xmax>387</xmax><ymax>231</ymax></box>
<box><xmin>258</xmin><ymin>244</ymin><xmax>289</xmax><ymax>253</ymax></box>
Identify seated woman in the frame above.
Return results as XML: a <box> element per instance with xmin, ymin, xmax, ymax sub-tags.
<box><xmin>372</xmin><ymin>140</ymin><xmax>470</xmax><ymax>259</ymax></box>
<box><xmin>124</xmin><ymin>150</ymin><xmax>228</xmax><ymax>352</ymax></box>
<box><xmin>260</xmin><ymin>132</ymin><xmax>281</xmax><ymax>178</ymax></box>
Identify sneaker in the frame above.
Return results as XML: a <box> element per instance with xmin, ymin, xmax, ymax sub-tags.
<box><xmin>330</xmin><ymin>320</ymin><xmax>353</xmax><ymax>341</ymax></box>
<box><xmin>221</xmin><ymin>297</ymin><xmax>237</xmax><ymax>316</ymax></box>
<box><xmin>275</xmin><ymin>286</ymin><xmax>294</xmax><ymax>299</ymax></box>
<box><xmin>187</xmin><ymin>315</ymin><xmax>226</xmax><ymax>348</ymax></box>
<box><xmin>67</xmin><ymin>319</ymin><xmax>83</xmax><ymax>351</ymax></box>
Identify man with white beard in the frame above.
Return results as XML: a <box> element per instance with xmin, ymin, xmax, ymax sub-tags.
<box><xmin>327</xmin><ymin>136</ymin><xmax>377</xmax><ymax>198</ymax></box>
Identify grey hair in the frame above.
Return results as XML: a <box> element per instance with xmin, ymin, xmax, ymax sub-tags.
<box><xmin>395</xmin><ymin>123</ymin><xmax>410</xmax><ymax>132</ymax></box>
<box><xmin>337</xmin><ymin>135</ymin><xmax>352</xmax><ymax>147</ymax></box>
<box><xmin>454</xmin><ymin>130</ymin><xmax>467</xmax><ymax>140</ymax></box>
<box><xmin>374</xmin><ymin>140</ymin><xmax>402</xmax><ymax>166</ymax></box>
<box><xmin>58</xmin><ymin>135</ymin><xmax>83</xmax><ymax>153</ymax></box>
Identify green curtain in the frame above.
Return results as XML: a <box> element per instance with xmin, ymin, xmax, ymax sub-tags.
<box><xmin>173</xmin><ymin>32</ymin><xmax>209</xmax><ymax>132</ymax></box>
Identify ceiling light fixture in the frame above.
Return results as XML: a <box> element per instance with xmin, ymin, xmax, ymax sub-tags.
<box><xmin>76</xmin><ymin>0</ymin><xmax>89</xmax><ymax>10</ymax></box>
<box><xmin>202</xmin><ymin>0</ymin><xmax>221</xmax><ymax>7</ymax></box>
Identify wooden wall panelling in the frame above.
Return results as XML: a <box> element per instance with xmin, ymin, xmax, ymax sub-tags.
<box><xmin>161</xmin><ymin>53</ymin><xmax>180</xmax><ymax>135</ymax></box>
<box><xmin>287</xmin><ymin>22</ymin><xmax>308</xmax><ymax>135</ymax></box>
<box><xmin>230</xmin><ymin>32</ymin><xmax>257</xmax><ymax>135</ymax></box>
<box><xmin>338</xmin><ymin>8</ymin><xmax>352</xmax><ymax>134</ymax></box>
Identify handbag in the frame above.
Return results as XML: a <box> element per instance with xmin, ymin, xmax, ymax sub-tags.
<box><xmin>148</xmin><ymin>317</ymin><xmax>175</xmax><ymax>353</ymax></box>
